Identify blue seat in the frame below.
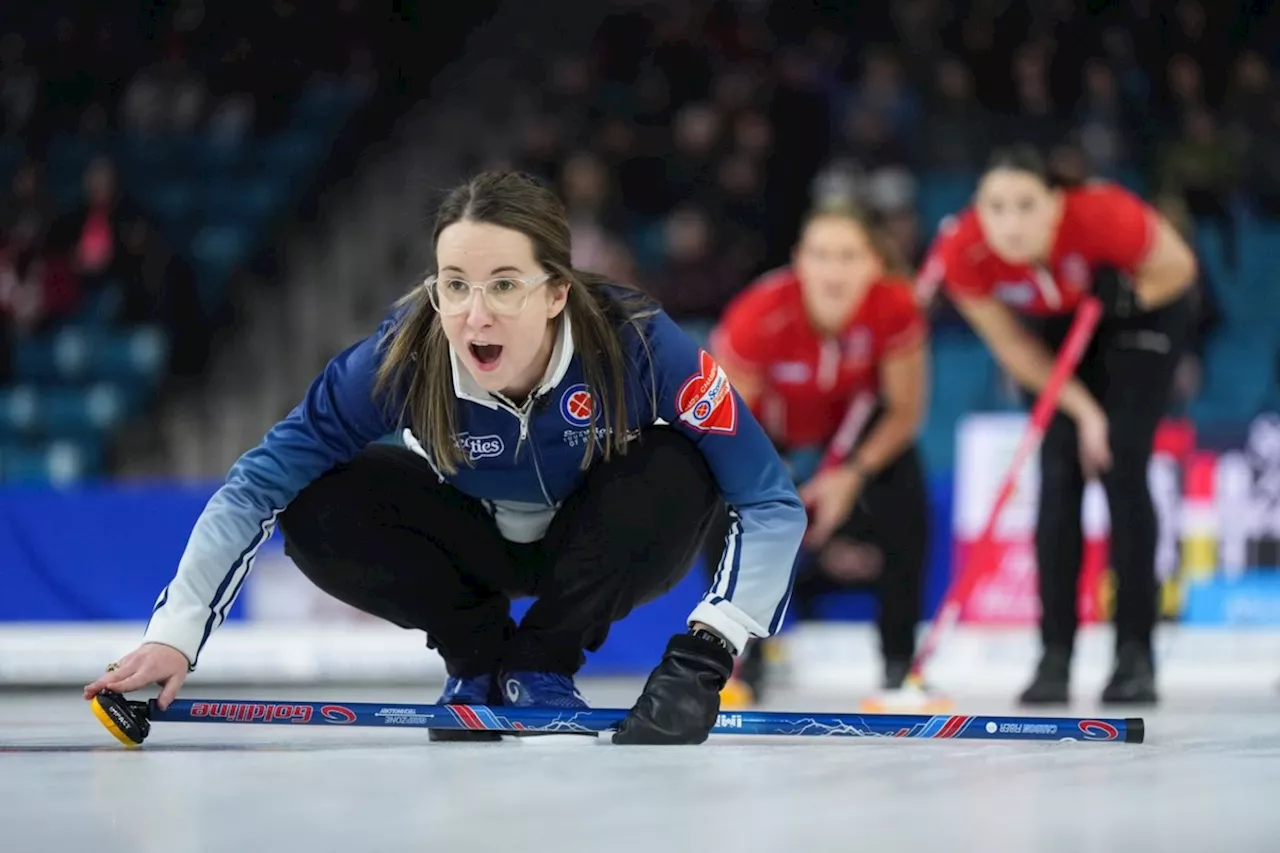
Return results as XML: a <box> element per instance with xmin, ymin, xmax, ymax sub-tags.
<box><xmin>629</xmin><ymin>219</ymin><xmax>668</xmax><ymax>273</ymax></box>
<box><xmin>201</xmin><ymin>177</ymin><xmax>288</xmax><ymax>224</ymax></box>
<box><xmin>15</xmin><ymin>327</ymin><xmax>93</xmax><ymax>382</ymax></box>
<box><xmin>115</xmin><ymin>135</ymin><xmax>181</xmax><ymax>174</ymax></box>
<box><xmin>92</xmin><ymin>326</ymin><xmax>168</xmax><ymax>384</ymax></box>
<box><xmin>1113</xmin><ymin>167</ymin><xmax>1147</xmax><ymax>196</ymax></box>
<box><xmin>1265</xmin><ymin>377</ymin><xmax>1280</xmax><ymax>415</ymax></box>
<box><xmin>1187</xmin><ymin>334</ymin><xmax>1273</xmax><ymax>428</ymax></box>
<box><xmin>190</xmin><ymin>224</ymin><xmax>255</xmax><ymax>308</ymax></box>
<box><xmin>254</xmin><ymin>131</ymin><xmax>327</xmax><ymax>180</ymax></box>
<box><xmin>930</xmin><ymin>331</ymin><xmax>998</xmax><ymax>409</ymax></box>
<box><xmin>74</xmin><ymin>282</ymin><xmax>126</xmax><ymax>327</ymax></box>
<box><xmin>917</xmin><ymin>171</ymin><xmax>978</xmax><ymax>240</ymax></box>
<box><xmin>1237</xmin><ymin>222</ymin><xmax>1280</xmax><ymax>342</ymax></box>
<box><xmin>14</xmin><ymin>325</ymin><xmax>166</xmax><ymax>384</ymax></box>
<box><xmin>919</xmin><ymin>411</ymin><xmax>959</xmax><ymax>473</ymax></box>
<box><xmin>915</xmin><ymin>332</ymin><xmax>998</xmax><ymax>473</ymax></box>
<box><xmin>40</xmin><ymin>385</ymin><xmax>127</xmax><ymax>438</ymax></box>
<box><xmin>190</xmin><ymin>223</ymin><xmax>254</xmax><ymax>283</ymax></box>
<box><xmin>191</xmin><ymin>223</ymin><xmax>253</xmax><ymax>261</ymax></box>
<box><xmin>1</xmin><ymin>440</ymin><xmax>99</xmax><ymax>484</ymax></box>
<box><xmin>13</xmin><ymin>336</ymin><xmax>57</xmax><ymax>381</ymax></box>
<box><xmin>292</xmin><ymin>80</ymin><xmax>365</xmax><ymax>132</ymax></box>
<box><xmin>190</xmin><ymin>134</ymin><xmax>248</xmax><ymax>173</ymax></box>
<box><xmin>138</xmin><ymin>179</ymin><xmax>200</xmax><ymax>226</ymax></box>
<box><xmin>1193</xmin><ymin>223</ymin><xmax>1241</xmax><ymax>327</ymax></box>
<box><xmin>0</xmin><ymin>385</ymin><xmax>40</xmax><ymax>438</ymax></box>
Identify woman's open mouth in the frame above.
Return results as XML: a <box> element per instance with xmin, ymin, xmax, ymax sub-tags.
<box><xmin>469</xmin><ymin>342</ymin><xmax>503</xmax><ymax>371</ymax></box>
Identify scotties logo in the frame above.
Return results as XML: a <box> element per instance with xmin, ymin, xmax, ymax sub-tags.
<box><xmin>559</xmin><ymin>383</ymin><xmax>594</xmax><ymax>427</ymax></box>
<box><xmin>676</xmin><ymin>350</ymin><xmax>737</xmax><ymax>435</ymax></box>
<box><xmin>456</xmin><ymin>433</ymin><xmax>504</xmax><ymax>460</ymax></box>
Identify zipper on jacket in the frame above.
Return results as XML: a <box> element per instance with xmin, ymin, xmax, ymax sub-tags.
<box><xmin>487</xmin><ymin>388</ymin><xmax>553</xmax><ymax>504</ymax></box>
<box><xmin>511</xmin><ymin>396</ymin><xmax>536</xmax><ymax>462</ymax></box>
<box><xmin>487</xmin><ymin>388</ymin><xmax>533</xmax><ymax>460</ymax></box>
<box><xmin>523</xmin><ymin>420</ymin><xmax>556</xmax><ymax>507</ymax></box>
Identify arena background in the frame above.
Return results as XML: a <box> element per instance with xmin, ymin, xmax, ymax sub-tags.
<box><xmin>2</xmin><ymin>0</ymin><xmax>1278</xmax><ymax>694</ymax></box>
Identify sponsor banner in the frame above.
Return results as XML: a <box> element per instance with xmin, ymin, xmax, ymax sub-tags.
<box><xmin>954</xmin><ymin>411</ymin><xmax>1280</xmax><ymax>626</ymax></box>
<box><xmin>953</xmin><ymin>413</ymin><xmax>1121</xmax><ymax>624</ymax></box>
<box><xmin>949</xmin><ymin>536</ymin><xmax>1109</xmax><ymax>624</ymax></box>
<box><xmin>1182</xmin><ymin>574</ymin><xmax>1280</xmax><ymax>625</ymax></box>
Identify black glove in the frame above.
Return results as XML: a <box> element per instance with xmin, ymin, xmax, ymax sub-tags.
<box><xmin>611</xmin><ymin>631</ymin><xmax>734</xmax><ymax>745</ymax></box>
<box><xmin>1092</xmin><ymin>265</ymin><xmax>1137</xmax><ymax>318</ymax></box>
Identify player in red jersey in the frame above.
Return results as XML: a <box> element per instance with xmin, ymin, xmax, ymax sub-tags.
<box><xmin>706</xmin><ymin>201</ymin><xmax>931</xmax><ymax>706</ymax></box>
<box><xmin>917</xmin><ymin>146</ymin><xmax>1197</xmax><ymax>706</ymax></box>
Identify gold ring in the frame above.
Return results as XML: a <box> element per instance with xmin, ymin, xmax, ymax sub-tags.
<box><xmin>105</xmin><ymin>661</ymin><xmax>119</xmax><ymax>673</ymax></box>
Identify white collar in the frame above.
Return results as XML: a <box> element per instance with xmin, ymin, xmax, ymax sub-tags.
<box><xmin>448</xmin><ymin>310</ymin><xmax>576</xmax><ymax>409</ymax></box>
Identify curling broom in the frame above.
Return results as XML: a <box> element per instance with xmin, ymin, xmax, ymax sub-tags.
<box><xmin>859</xmin><ymin>296</ymin><xmax>1104</xmax><ymax>712</ymax></box>
<box><xmin>88</xmin><ymin>688</ymin><xmax>1143</xmax><ymax>746</ymax></box>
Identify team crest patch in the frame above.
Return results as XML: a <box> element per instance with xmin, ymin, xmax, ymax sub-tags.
<box><xmin>676</xmin><ymin>350</ymin><xmax>738</xmax><ymax>434</ymax></box>
<box><xmin>559</xmin><ymin>383</ymin><xmax>594</xmax><ymax>427</ymax></box>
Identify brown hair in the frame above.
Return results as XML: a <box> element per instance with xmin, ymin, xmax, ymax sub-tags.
<box><xmin>374</xmin><ymin>171</ymin><xmax>656</xmax><ymax>475</ymax></box>
<box><xmin>984</xmin><ymin>143</ymin><xmax>1084</xmax><ymax>189</ymax></box>
<box><xmin>799</xmin><ymin>198</ymin><xmax>909</xmax><ymax>277</ymax></box>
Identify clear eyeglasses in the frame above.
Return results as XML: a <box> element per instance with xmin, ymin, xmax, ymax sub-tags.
<box><xmin>425</xmin><ymin>272</ymin><xmax>552</xmax><ymax>317</ymax></box>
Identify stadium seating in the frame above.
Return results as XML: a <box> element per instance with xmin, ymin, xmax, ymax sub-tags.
<box><xmin>0</xmin><ymin>80</ymin><xmax>366</xmax><ymax>483</ymax></box>
<box><xmin>3</xmin><ymin>128</ymin><xmax>1277</xmax><ymax>482</ymax></box>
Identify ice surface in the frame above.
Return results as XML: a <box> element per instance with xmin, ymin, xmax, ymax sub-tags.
<box><xmin>4</xmin><ymin>679</ymin><xmax>1278</xmax><ymax>853</ymax></box>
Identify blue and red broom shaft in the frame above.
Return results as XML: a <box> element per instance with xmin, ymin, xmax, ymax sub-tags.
<box><xmin>147</xmin><ymin>698</ymin><xmax>1143</xmax><ymax>743</ymax></box>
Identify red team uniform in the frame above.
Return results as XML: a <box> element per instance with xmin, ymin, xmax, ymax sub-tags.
<box><xmin>710</xmin><ymin>266</ymin><xmax>926</xmax><ymax>453</ymax></box>
<box><xmin>705</xmin><ymin>265</ymin><xmax>931</xmax><ymax>690</ymax></box>
<box><xmin>916</xmin><ymin>179</ymin><xmax>1189</xmax><ymax>705</ymax></box>
<box><xmin>916</xmin><ymin>182</ymin><xmax>1157</xmax><ymax>316</ymax></box>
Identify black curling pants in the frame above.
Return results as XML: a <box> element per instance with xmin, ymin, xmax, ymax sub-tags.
<box><xmin>704</xmin><ymin>442</ymin><xmax>929</xmax><ymax>662</ymax></box>
<box><xmin>278</xmin><ymin>427</ymin><xmax>721</xmax><ymax>677</ymax></box>
<box><xmin>1023</xmin><ymin>293</ymin><xmax>1191</xmax><ymax>656</ymax></box>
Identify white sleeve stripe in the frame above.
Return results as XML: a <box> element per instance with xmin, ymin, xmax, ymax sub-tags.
<box><xmin>767</xmin><ymin>575</ymin><xmax>794</xmax><ymax>634</ymax></box>
<box><xmin>711</xmin><ymin>510</ymin><xmax>742</xmax><ymax>598</ymax></box>
<box><xmin>214</xmin><ymin>515</ymin><xmax>279</xmax><ymax>628</ymax></box>
<box><xmin>194</xmin><ymin>509</ymin><xmax>280</xmax><ymax>664</ymax></box>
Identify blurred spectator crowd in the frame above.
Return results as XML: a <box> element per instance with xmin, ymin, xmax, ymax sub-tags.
<box><xmin>2</xmin><ymin>0</ymin><xmax>1279</xmax><ymax>482</ymax></box>
<box><xmin>0</xmin><ymin>0</ymin><xmax>381</xmax><ymax>480</ymax></box>
<box><xmin>486</xmin><ymin>0</ymin><xmax>1280</xmax><ymax>450</ymax></box>
<box><xmin>0</xmin><ymin>0</ymin><xmax>379</xmax><ymax>378</ymax></box>
<box><xmin>497</xmin><ymin>0</ymin><xmax>1278</xmax><ymax>396</ymax></box>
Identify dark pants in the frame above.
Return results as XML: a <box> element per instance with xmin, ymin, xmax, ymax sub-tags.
<box><xmin>278</xmin><ymin>427</ymin><xmax>721</xmax><ymax>677</ymax></box>
<box><xmin>704</xmin><ymin>442</ymin><xmax>929</xmax><ymax>662</ymax></box>
<box><xmin>1024</xmin><ymin>293</ymin><xmax>1191</xmax><ymax>655</ymax></box>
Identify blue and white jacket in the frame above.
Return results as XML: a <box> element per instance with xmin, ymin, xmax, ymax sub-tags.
<box><xmin>144</xmin><ymin>295</ymin><xmax>808</xmax><ymax>664</ymax></box>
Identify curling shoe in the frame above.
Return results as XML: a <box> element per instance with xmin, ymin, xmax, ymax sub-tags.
<box><xmin>1100</xmin><ymin>642</ymin><xmax>1158</xmax><ymax>706</ymax></box>
<box><xmin>883</xmin><ymin>657</ymin><xmax>911</xmax><ymax>691</ymax></box>
<box><xmin>502</xmin><ymin>671</ymin><xmax>589</xmax><ymax>709</ymax></box>
<box><xmin>430</xmin><ymin>673</ymin><xmax>504</xmax><ymax>742</ymax></box>
<box><xmin>1018</xmin><ymin>646</ymin><xmax>1071</xmax><ymax>706</ymax></box>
